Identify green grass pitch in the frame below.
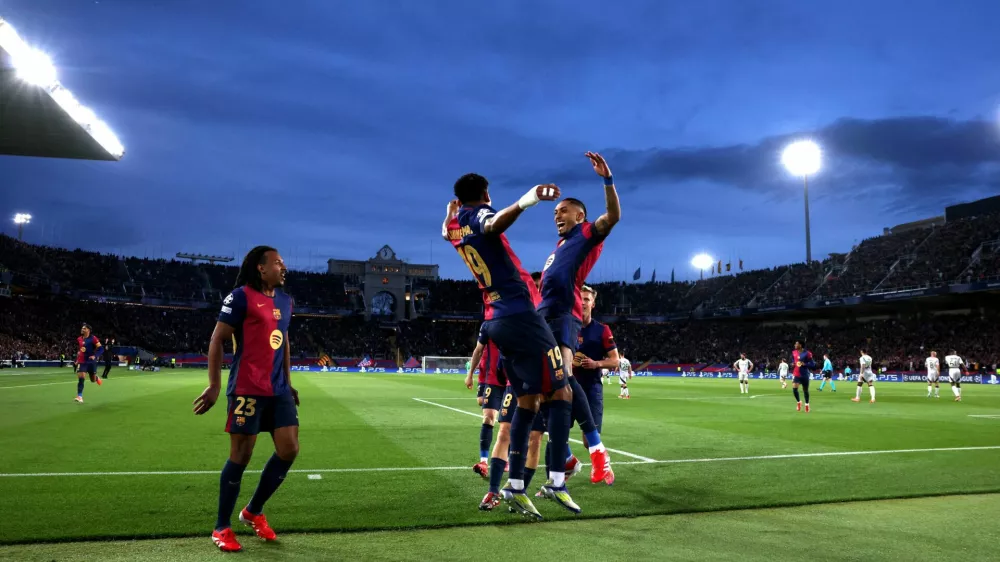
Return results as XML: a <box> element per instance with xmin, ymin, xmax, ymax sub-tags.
<box><xmin>1</xmin><ymin>368</ymin><xmax>999</xmax><ymax>561</ymax></box>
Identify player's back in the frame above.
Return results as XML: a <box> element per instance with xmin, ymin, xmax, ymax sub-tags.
<box><xmin>540</xmin><ymin>222</ymin><xmax>605</xmax><ymax>318</ymax></box>
<box><xmin>945</xmin><ymin>355</ymin><xmax>963</xmax><ymax>370</ymax></box>
<box><xmin>860</xmin><ymin>354</ymin><xmax>873</xmax><ymax>370</ymax></box>
<box><xmin>926</xmin><ymin>356</ymin><xmax>940</xmax><ymax>372</ymax></box>
<box><xmin>447</xmin><ymin>204</ymin><xmax>538</xmax><ymax>319</ymax></box>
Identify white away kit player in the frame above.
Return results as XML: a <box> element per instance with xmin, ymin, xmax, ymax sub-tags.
<box><xmin>925</xmin><ymin>351</ymin><xmax>940</xmax><ymax>398</ymax></box>
<box><xmin>852</xmin><ymin>349</ymin><xmax>876</xmax><ymax>403</ymax></box>
<box><xmin>777</xmin><ymin>358</ymin><xmax>789</xmax><ymax>389</ymax></box>
<box><xmin>734</xmin><ymin>353</ymin><xmax>753</xmax><ymax>394</ymax></box>
<box><xmin>617</xmin><ymin>358</ymin><xmax>633</xmax><ymax>399</ymax></box>
<box><xmin>944</xmin><ymin>350</ymin><xmax>966</xmax><ymax>402</ymax></box>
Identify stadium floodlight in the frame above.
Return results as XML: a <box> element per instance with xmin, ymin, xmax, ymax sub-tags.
<box><xmin>0</xmin><ymin>17</ymin><xmax>125</xmax><ymax>160</ymax></box>
<box><xmin>13</xmin><ymin>213</ymin><xmax>31</xmax><ymax>241</ymax></box>
<box><xmin>691</xmin><ymin>253</ymin><xmax>713</xmax><ymax>279</ymax></box>
<box><xmin>781</xmin><ymin>140</ymin><xmax>822</xmax><ymax>263</ymax></box>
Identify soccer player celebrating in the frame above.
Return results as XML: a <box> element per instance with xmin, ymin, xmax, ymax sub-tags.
<box><xmin>944</xmin><ymin>349</ymin><xmax>966</xmax><ymax>401</ymax></box>
<box><xmin>777</xmin><ymin>357</ymin><xmax>789</xmax><ymax>389</ymax></box>
<box><xmin>852</xmin><ymin>349</ymin><xmax>876</xmax><ymax>403</ymax></box>
<box><xmin>537</xmin><ymin>152</ymin><xmax>619</xmax><ymax>486</ymax></box>
<box><xmin>818</xmin><ymin>353</ymin><xmax>836</xmax><ymax>392</ymax></box>
<box><xmin>466</xmin><ymin>326</ymin><xmax>505</xmax><ymax>477</ymax></box>
<box><xmin>734</xmin><ymin>353</ymin><xmax>753</xmax><ymax>394</ymax></box>
<box><xmin>193</xmin><ymin>246</ymin><xmax>299</xmax><ymax>553</ymax></box>
<box><xmin>791</xmin><ymin>341</ymin><xmax>815</xmax><ymax>412</ymax></box>
<box><xmin>572</xmin><ymin>285</ymin><xmax>619</xmax><ymax>439</ymax></box>
<box><xmin>74</xmin><ymin>324</ymin><xmax>103</xmax><ymax>402</ymax></box>
<box><xmin>444</xmin><ymin>173</ymin><xmax>579</xmax><ymax>518</ymax></box>
<box><xmin>926</xmin><ymin>351</ymin><xmax>941</xmax><ymax>398</ymax></box>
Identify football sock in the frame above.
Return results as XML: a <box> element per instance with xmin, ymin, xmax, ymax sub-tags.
<box><xmin>830</xmin><ymin>381</ymin><xmax>836</xmax><ymax>391</ymax></box>
<box><xmin>488</xmin><ymin>457</ymin><xmax>505</xmax><ymax>494</ymax></box>
<box><xmin>793</xmin><ymin>387</ymin><xmax>800</xmax><ymax>402</ymax></box>
<box><xmin>567</xmin><ymin>378</ymin><xmax>604</xmax><ymax>451</ymax></box>
<box><xmin>819</xmin><ymin>380</ymin><xmax>825</xmax><ymax>390</ymax></box>
<box><xmin>76</xmin><ymin>378</ymin><xmax>84</xmax><ymax>397</ymax></box>
<box><xmin>524</xmin><ymin>467</ymin><xmax>537</xmax><ymax>489</ymax></box>
<box><xmin>544</xmin><ymin>440</ymin><xmax>551</xmax><ymax>478</ymax></box>
<box><xmin>803</xmin><ymin>387</ymin><xmax>810</xmax><ymax>404</ymax></box>
<box><xmin>507</xmin><ymin>407</ymin><xmax>536</xmax><ymax>489</ymax></box>
<box><xmin>928</xmin><ymin>384</ymin><xmax>933</xmax><ymax>395</ymax></box>
<box><xmin>856</xmin><ymin>386</ymin><xmax>863</xmax><ymax>400</ymax></box>
<box><xmin>479</xmin><ymin>423</ymin><xmax>493</xmax><ymax>462</ymax></box>
<box><xmin>247</xmin><ymin>453</ymin><xmax>294</xmax><ymax>515</ymax></box>
<box><xmin>546</xmin><ymin>400</ymin><xmax>572</xmax><ymax>488</ymax></box>
<box><xmin>869</xmin><ymin>386</ymin><xmax>876</xmax><ymax>401</ymax></box>
<box><xmin>215</xmin><ymin>460</ymin><xmax>247</xmax><ymax>531</ymax></box>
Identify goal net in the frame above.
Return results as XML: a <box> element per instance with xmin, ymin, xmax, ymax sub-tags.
<box><xmin>421</xmin><ymin>356</ymin><xmax>472</xmax><ymax>374</ymax></box>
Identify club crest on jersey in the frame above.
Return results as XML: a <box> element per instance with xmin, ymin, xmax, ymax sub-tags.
<box><xmin>543</xmin><ymin>253</ymin><xmax>556</xmax><ymax>271</ymax></box>
<box><xmin>273</xmin><ymin>308</ymin><xmax>281</xmax><ymax>320</ymax></box>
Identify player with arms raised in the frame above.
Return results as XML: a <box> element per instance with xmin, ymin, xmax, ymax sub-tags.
<box><xmin>944</xmin><ymin>349</ymin><xmax>966</xmax><ymax>401</ymax></box>
<box><xmin>538</xmin><ymin>152</ymin><xmax>619</xmax><ymax>485</ymax></box>
<box><xmin>777</xmin><ymin>357</ymin><xmax>789</xmax><ymax>389</ymax></box>
<box><xmin>734</xmin><ymin>353</ymin><xmax>753</xmax><ymax>394</ymax></box>
<box><xmin>193</xmin><ymin>246</ymin><xmax>300</xmax><ymax>553</ymax></box>
<box><xmin>73</xmin><ymin>324</ymin><xmax>103</xmax><ymax>403</ymax></box>
<box><xmin>791</xmin><ymin>341</ymin><xmax>815</xmax><ymax>412</ymax></box>
<box><xmin>926</xmin><ymin>351</ymin><xmax>941</xmax><ymax>398</ymax></box>
<box><xmin>444</xmin><ymin>173</ymin><xmax>579</xmax><ymax>518</ymax></box>
<box><xmin>852</xmin><ymin>349</ymin><xmax>876</xmax><ymax>404</ymax></box>
<box><xmin>466</xmin><ymin>326</ymin><xmax>505</xmax><ymax>477</ymax></box>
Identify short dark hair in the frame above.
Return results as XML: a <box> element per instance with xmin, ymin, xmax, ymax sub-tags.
<box><xmin>561</xmin><ymin>197</ymin><xmax>587</xmax><ymax>219</ymax></box>
<box><xmin>81</xmin><ymin>324</ymin><xmax>92</xmax><ymax>331</ymax></box>
<box><xmin>454</xmin><ymin>173</ymin><xmax>489</xmax><ymax>204</ymax></box>
<box><xmin>235</xmin><ymin>246</ymin><xmax>277</xmax><ymax>291</ymax></box>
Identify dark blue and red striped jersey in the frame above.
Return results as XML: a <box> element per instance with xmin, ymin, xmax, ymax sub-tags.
<box><xmin>218</xmin><ymin>286</ymin><xmax>293</xmax><ymax>397</ymax></box>
<box><xmin>476</xmin><ymin>323</ymin><xmax>504</xmax><ymax>386</ymax></box>
<box><xmin>539</xmin><ymin>221</ymin><xmax>606</xmax><ymax>319</ymax></box>
<box><xmin>792</xmin><ymin>349</ymin><xmax>815</xmax><ymax>378</ymax></box>
<box><xmin>76</xmin><ymin>335</ymin><xmax>101</xmax><ymax>364</ymax></box>
<box><xmin>446</xmin><ymin>204</ymin><xmax>540</xmax><ymax>319</ymax></box>
<box><xmin>573</xmin><ymin>319</ymin><xmax>616</xmax><ymax>384</ymax></box>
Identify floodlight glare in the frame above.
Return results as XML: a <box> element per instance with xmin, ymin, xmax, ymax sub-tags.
<box><xmin>13</xmin><ymin>213</ymin><xmax>32</xmax><ymax>225</ymax></box>
<box><xmin>15</xmin><ymin>48</ymin><xmax>57</xmax><ymax>87</ymax></box>
<box><xmin>691</xmin><ymin>253</ymin><xmax>714</xmax><ymax>270</ymax></box>
<box><xmin>782</xmin><ymin>140</ymin><xmax>821</xmax><ymax>177</ymax></box>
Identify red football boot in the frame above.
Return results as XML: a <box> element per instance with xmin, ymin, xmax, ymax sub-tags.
<box><xmin>479</xmin><ymin>492</ymin><xmax>501</xmax><ymax>511</ymax></box>
<box><xmin>589</xmin><ymin>449</ymin><xmax>611</xmax><ymax>484</ymax></box>
<box><xmin>473</xmin><ymin>461</ymin><xmax>489</xmax><ymax>479</ymax></box>
<box><xmin>796</xmin><ymin>402</ymin><xmax>802</xmax><ymax>412</ymax></box>
<box><xmin>239</xmin><ymin>509</ymin><xmax>277</xmax><ymax>541</ymax></box>
<box><xmin>211</xmin><ymin>528</ymin><xmax>242</xmax><ymax>552</ymax></box>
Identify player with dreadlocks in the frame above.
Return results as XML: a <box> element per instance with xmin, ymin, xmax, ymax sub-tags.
<box><xmin>193</xmin><ymin>246</ymin><xmax>300</xmax><ymax>553</ymax></box>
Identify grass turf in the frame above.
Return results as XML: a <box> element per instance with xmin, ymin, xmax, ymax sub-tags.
<box><xmin>1</xmin><ymin>368</ymin><xmax>998</xmax><ymax>555</ymax></box>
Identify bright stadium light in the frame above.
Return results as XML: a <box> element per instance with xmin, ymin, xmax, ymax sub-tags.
<box><xmin>13</xmin><ymin>213</ymin><xmax>32</xmax><ymax>241</ymax></box>
<box><xmin>691</xmin><ymin>253</ymin><xmax>713</xmax><ymax>280</ymax></box>
<box><xmin>782</xmin><ymin>140</ymin><xmax>822</xmax><ymax>263</ymax></box>
<box><xmin>0</xmin><ymin>16</ymin><xmax>125</xmax><ymax>160</ymax></box>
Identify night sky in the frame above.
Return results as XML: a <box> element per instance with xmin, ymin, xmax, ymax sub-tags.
<box><xmin>2</xmin><ymin>0</ymin><xmax>999</xmax><ymax>281</ymax></box>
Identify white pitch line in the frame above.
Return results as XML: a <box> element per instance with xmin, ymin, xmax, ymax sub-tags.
<box><xmin>969</xmin><ymin>414</ymin><xmax>1000</xmax><ymax>419</ymax></box>
<box><xmin>0</xmin><ymin>374</ymin><xmax>151</xmax><ymax>390</ymax></box>
<box><xmin>2</xmin><ymin>445</ymin><xmax>998</xmax><ymax>478</ymax></box>
<box><xmin>413</xmin><ymin>397</ymin><xmax>658</xmax><ymax>462</ymax></box>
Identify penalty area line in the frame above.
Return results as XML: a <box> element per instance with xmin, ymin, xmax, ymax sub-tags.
<box><xmin>413</xmin><ymin>397</ymin><xmax>658</xmax><ymax>462</ymax></box>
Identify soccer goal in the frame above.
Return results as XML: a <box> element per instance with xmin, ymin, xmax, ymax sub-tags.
<box><xmin>421</xmin><ymin>356</ymin><xmax>472</xmax><ymax>374</ymax></box>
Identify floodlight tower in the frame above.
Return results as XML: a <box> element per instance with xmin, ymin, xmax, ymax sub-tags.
<box><xmin>13</xmin><ymin>213</ymin><xmax>31</xmax><ymax>241</ymax></box>
<box><xmin>781</xmin><ymin>140</ymin><xmax>822</xmax><ymax>263</ymax></box>
<box><xmin>691</xmin><ymin>253</ymin><xmax>713</xmax><ymax>280</ymax></box>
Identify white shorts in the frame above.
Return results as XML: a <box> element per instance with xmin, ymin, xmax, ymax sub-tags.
<box><xmin>859</xmin><ymin>369</ymin><xmax>875</xmax><ymax>384</ymax></box>
<box><xmin>949</xmin><ymin>370</ymin><xmax>963</xmax><ymax>384</ymax></box>
<box><xmin>738</xmin><ymin>372</ymin><xmax>749</xmax><ymax>382</ymax></box>
<box><xmin>619</xmin><ymin>373</ymin><xmax>629</xmax><ymax>385</ymax></box>
<box><xmin>927</xmin><ymin>371</ymin><xmax>939</xmax><ymax>382</ymax></box>
<box><xmin>779</xmin><ymin>373</ymin><xmax>788</xmax><ymax>380</ymax></box>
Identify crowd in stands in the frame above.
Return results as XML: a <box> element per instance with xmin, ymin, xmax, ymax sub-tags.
<box><xmin>879</xmin><ymin>215</ymin><xmax>1000</xmax><ymax>291</ymax></box>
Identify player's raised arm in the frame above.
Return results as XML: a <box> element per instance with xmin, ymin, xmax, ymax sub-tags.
<box><xmin>587</xmin><ymin>152</ymin><xmax>621</xmax><ymax>236</ymax></box>
<box><xmin>442</xmin><ymin>199</ymin><xmax>460</xmax><ymax>240</ymax></box>
<box><xmin>482</xmin><ymin>184</ymin><xmax>560</xmax><ymax>236</ymax></box>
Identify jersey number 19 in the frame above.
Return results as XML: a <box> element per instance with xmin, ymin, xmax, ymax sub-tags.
<box><xmin>457</xmin><ymin>245</ymin><xmax>493</xmax><ymax>289</ymax></box>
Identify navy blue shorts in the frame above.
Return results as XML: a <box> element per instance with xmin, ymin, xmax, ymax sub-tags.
<box><xmin>543</xmin><ymin>313</ymin><xmax>583</xmax><ymax>352</ymax></box>
<box><xmin>77</xmin><ymin>362</ymin><xmax>97</xmax><ymax>376</ymax></box>
<box><xmin>482</xmin><ymin>311</ymin><xmax>567</xmax><ymax>396</ymax></box>
<box><xmin>482</xmin><ymin>384</ymin><xmax>505</xmax><ymax>410</ymax></box>
<box><xmin>793</xmin><ymin>376</ymin><xmax>810</xmax><ymax>387</ymax></box>
<box><xmin>225</xmin><ymin>392</ymin><xmax>299</xmax><ymax>435</ymax></box>
<box><xmin>476</xmin><ymin>383</ymin><xmax>486</xmax><ymax>399</ymax></box>
<box><xmin>498</xmin><ymin>386</ymin><xmax>516</xmax><ymax>424</ymax></box>
<box><xmin>577</xmin><ymin>378</ymin><xmax>604</xmax><ymax>433</ymax></box>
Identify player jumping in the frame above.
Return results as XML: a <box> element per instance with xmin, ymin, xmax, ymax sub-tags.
<box><xmin>74</xmin><ymin>324</ymin><xmax>103</xmax><ymax>402</ymax></box>
<box><xmin>944</xmin><ymin>350</ymin><xmax>966</xmax><ymax>402</ymax></box>
<box><xmin>818</xmin><ymin>353</ymin><xmax>836</xmax><ymax>391</ymax></box>
<box><xmin>537</xmin><ymin>151</ymin><xmax>620</xmax><ymax>487</ymax></box>
<box><xmin>852</xmin><ymin>349</ymin><xmax>876</xmax><ymax>403</ymax></box>
<box><xmin>734</xmin><ymin>353</ymin><xmax>753</xmax><ymax>394</ymax></box>
<box><xmin>926</xmin><ymin>351</ymin><xmax>941</xmax><ymax>398</ymax></box>
<box><xmin>777</xmin><ymin>357</ymin><xmax>789</xmax><ymax>389</ymax></box>
<box><xmin>466</xmin><ymin>326</ymin><xmax>505</xmax><ymax>477</ymax></box>
<box><xmin>444</xmin><ymin>173</ymin><xmax>579</xmax><ymax>519</ymax></box>
<box><xmin>791</xmin><ymin>341</ymin><xmax>815</xmax><ymax>412</ymax></box>
<box><xmin>193</xmin><ymin>246</ymin><xmax>300</xmax><ymax>553</ymax></box>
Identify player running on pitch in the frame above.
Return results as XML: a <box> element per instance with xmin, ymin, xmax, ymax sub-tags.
<box><xmin>537</xmin><ymin>151</ymin><xmax>620</xmax><ymax>486</ymax></box>
<box><xmin>444</xmin><ymin>173</ymin><xmax>579</xmax><ymax>518</ymax></box>
<box><xmin>777</xmin><ymin>357</ymin><xmax>789</xmax><ymax>389</ymax></box>
<box><xmin>944</xmin><ymin>350</ymin><xmax>966</xmax><ymax>401</ymax></box>
<box><xmin>791</xmin><ymin>341</ymin><xmax>815</xmax><ymax>412</ymax></box>
<box><xmin>74</xmin><ymin>324</ymin><xmax>103</xmax><ymax>402</ymax></box>
<box><xmin>852</xmin><ymin>349</ymin><xmax>876</xmax><ymax>403</ymax></box>
<box><xmin>817</xmin><ymin>353</ymin><xmax>836</xmax><ymax>392</ymax></box>
<box><xmin>926</xmin><ymin>351</ymin><xmax>941</xmax><ymax>398</ymax></box>
<box><xmin>734</xmin><ymin>353</ymin><xmax>753</xmax><ymax>394</ymax></box>
<box><xmin>193</xmin><ymin>246</ymin><xmax>300</xmax><ymax>553</ymax></box>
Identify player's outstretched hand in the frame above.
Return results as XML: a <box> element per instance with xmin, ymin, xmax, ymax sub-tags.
<box><xmin>585</xmin><ymin>151</ymin><xmax>611</xmax><ymax>178</ymax></box>
<box><xmin>193</xmin><ymin>385</ymin><xmax>220</xmax><ymax>415</ymax></box>
<box><xmin>447</xmin><ymin>199</ymin><xmax>461</xmax><ymax>216</ymax></box>
<box><xmin>536</xmin><ymin>184</ymin><xmax>560</xmax><ymax>201</ymax></box>
<box><xmin>464</xmin><ymin>372</ymin><xmax>474</xmax><ymax>390</ymax></box>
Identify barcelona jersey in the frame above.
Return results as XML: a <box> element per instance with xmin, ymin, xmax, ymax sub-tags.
<box><xmin>76</xmin><ymin>335</ymin><xmax>101</xmax><ymax>364</ymax></box>
<box><xmin>539</xmin><ymin>221</ymin><xmax>606</xmax><ymax>319</ymax></box>
<box><xmin>446</xmin><ymin>204</ymin><xmax>540</xmax><ymax>319</ymax></box>
<box><xmin>573</xmin><ymin>320</ymin><xmax>616</xmax><ymax>385</ymax></box>
<box><xmin>218</xmin><ymin>286</ymin><xmax>293</xmax><ymax>397</ymax></box>
<box><xmin>792</xmin><ymin>349</ymin><xmax>815</xmax><ymax>379</ymax></box>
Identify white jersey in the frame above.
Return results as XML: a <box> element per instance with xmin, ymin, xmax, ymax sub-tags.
<box><xmin>944</xmin><ymin>355</ymin><xmax>964</xmax><ymax>374</ymax></box>
<box><xmin>735</xmin><ymin>358</ymin><xmax>753</xmax><ymax>374</ymax></box>
<box><xmin>925</xmin><ymin>356</ymin><xmax>939</xmax><ymax>374</ymax></box>
<box><xmin>778</xmin><ymin>362</ymin><xmax>789</xmax><ymax>378</ymax></box>
<box><xmin>859</xmin><ymin>354</ymin><xmax>873</xmax><ymax>373</ymax></box>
